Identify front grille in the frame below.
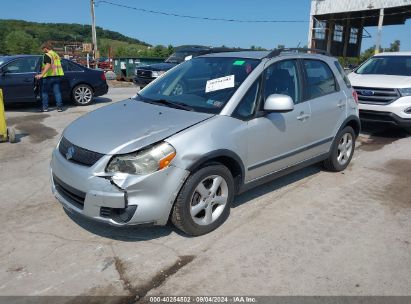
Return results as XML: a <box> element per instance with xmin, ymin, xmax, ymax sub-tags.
<box><xmin>53</xmin><ymin>175</ymin><xmax>86</xmax><ymax>210</ymax></box>
<box><xmin>353</xmin><ymin>86</ymin><xmax>400</xmax><ymax>105</ymax></box>
<box><xmin>59</xmin><ymin>137</ymin><xmax>104</xmax><ymax>167</ymax></box>
<box><xmin>137</xmin><ymin>69</ymin><xmax>153</xmax><ymax>78</ymax></box>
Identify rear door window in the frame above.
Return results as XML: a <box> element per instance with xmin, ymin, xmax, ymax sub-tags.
<box><xmin>68</xmin><ymin>61</ymin><xmax>83</xmax><ymax>71</ymax></box>
<box><xmin>303</xmin><ymin>60</ymin><xmax>338</xmax><ymax>99</ymax></box>
<box><xmin>62</xmin><ymin>60</ymin><xmax>83</xmax><ymax>72</ymax></box>
<box><xmin>334</xmin><ymin>61</ymin><xmax>352</xmax><ymax>88</ymax></box>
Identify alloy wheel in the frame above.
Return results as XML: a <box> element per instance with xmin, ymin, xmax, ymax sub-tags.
<box><xmin>337</xmin><ymin>133</ymin><xmax>353</xmax><ymax>166</ymax></box>
<box><xmin>190</xmin><ymin>175</ymin><xmax>229</xmax><ymax>226</ymax></box>
<box><xmin>74</xmin><ymin>86</ymin><xmax>93</xmax><ymax>104</ymax></box>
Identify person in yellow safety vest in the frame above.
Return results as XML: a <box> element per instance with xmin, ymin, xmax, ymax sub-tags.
<box><xmin>35</xmin><ymin>42</ymin><xmax>65</xmax><ymax>112</ymax></box>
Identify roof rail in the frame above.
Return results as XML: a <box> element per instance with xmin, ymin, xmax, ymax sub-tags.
<box><xmin>266</xmin><ymin>48</ymin><xmax>332</xmax><ymax>58</ymax></box>
<box><xmin>209</xmin><ymin>47</ymin><xmax>252</xmax><ymax>54</ymax></box>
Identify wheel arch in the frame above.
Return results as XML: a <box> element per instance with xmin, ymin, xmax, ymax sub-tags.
<box><xmin>339</xmin><ymin>115</ymin><xmax>361</xmax><ymax>138</ymax></box>
<box><xmin>186</xmin><ymin>150</ymin><xmax>245</xmax><ymax>193</ymax></box>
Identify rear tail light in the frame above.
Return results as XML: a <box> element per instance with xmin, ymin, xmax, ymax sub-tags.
<box><xmin>101</xmin><ymin>72</ymin><xmax>106</xmax><ymax>81</ymax></box>
<box><xmin>352</xmin><ymin>90</ymin><xmax>359</xmax><ymax>104</ymax></box>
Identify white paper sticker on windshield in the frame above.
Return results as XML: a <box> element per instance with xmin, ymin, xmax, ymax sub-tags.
<box><xmin>184</xmin><ymin>55</ymin><xmax>193</xmax><ymax>61</ymax></box>
<box><xmin>205</xmin><ymin>75</ymin><xmax>235</xmax><ymax>93</ymax></box>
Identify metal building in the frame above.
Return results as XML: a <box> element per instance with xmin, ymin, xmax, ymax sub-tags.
<box><xmin>308</xmin><ymin>0</ymin><xmax>411</xmax><ymax>57</ymax></box>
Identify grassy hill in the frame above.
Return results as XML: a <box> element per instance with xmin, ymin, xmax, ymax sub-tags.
<box><xmin>0</xmin><ymin>19</ymin><xmax>172</xmax><ymax>57</ymax></box>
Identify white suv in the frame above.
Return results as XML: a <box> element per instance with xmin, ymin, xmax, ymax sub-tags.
<box><xmin>348</xmin><ymin>52</ymin><xmax>411</xmax><ymax>132</ymax></box>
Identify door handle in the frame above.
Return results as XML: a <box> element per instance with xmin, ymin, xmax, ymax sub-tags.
<box><xmin>23</xmin><ymin>79</ymin><xmax>32</xmax><ymax>83</ymax></box>
<box><xmin>297</xmin><ymin>112</ymin><xmax>310</xmax><ymax>121</ymax></box>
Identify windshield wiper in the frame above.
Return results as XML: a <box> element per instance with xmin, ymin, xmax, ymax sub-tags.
<box><xmin>155</xmin><ymin>99</ymin><xmax>195</xmax><ymax>111</ymax></box>
<box><xmin>138</xmin><ymin>96</ymin><xmax>194</xmax><ymax>111</ymax></box>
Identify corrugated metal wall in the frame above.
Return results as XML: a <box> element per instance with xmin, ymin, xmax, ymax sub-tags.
<box><xmin>311</xmin><ymin>0</ymin><xmax>411</xmax><ymax>15</ymax></box>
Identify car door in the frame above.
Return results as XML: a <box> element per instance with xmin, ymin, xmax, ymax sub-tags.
<box><xmin>60</xmin><ymin>59</ymin><xmax>74</xmax><ymax>98</ymax></box>
<box><xmin>243</xmin><ymin>59</ymin><xmax>314</xmax><ymax>181</ymax></box>
<box><xmin>0</xmin><ymin>56</ymin><xmax>41</xmax><ymax>103</ymax></box>
<box><xmin>301</xmin><ymin>59</ymin><xmax>347</xmax><ymax>154</ymax></box>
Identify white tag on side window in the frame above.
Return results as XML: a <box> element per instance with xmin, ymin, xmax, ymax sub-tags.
<box><xmin>205</xmin><ymin>75</ymin><xmax>235</xmax><ymax>93</ymax></box>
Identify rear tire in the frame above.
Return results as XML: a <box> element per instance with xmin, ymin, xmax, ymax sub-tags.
<box><xmin>323</xmin><ymin>126</ymin><xmax>355</xmax><ymax>172</ymax></box>
<box><xmin>171</xmin><ymin>164</ymin><xmax>234</xmax><ymax>236</ymax></box>
<box><xmin>72</xmin><ymin>84</ymin><xmax>94</xmax><ymax>106</ymax></box>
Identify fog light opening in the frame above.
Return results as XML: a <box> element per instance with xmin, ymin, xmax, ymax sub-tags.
<box><xmin>99</xmin><ymin>205</ymin><xmax>137</xmax><ymax>223</ymax></box>
<box><xmin>118</xmin><ymin>205</ymin><xmax>137</xmax><ymax>223</ymax></box>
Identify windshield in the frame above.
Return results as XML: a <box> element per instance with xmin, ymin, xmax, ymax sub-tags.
<box><xmin>356</xmin><ymin>56</ymin><xmax>411</xmax><ymax>76</ymax></box>
<box><xmin>136</xmin><ymin>57</ymin><xmax>260</xmax><ymax>114</ymax></box>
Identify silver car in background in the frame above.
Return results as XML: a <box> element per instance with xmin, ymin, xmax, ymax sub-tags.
<box><xmin>51</xmin><ymin>49</ymin><xmax>360</xmax><ymax>236</ymax></box>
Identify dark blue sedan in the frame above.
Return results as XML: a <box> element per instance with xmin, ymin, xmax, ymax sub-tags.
<box><xmin>0</xmin><ymin>55</ymin><xmax>108</xmax><ymax>106</ymax></box>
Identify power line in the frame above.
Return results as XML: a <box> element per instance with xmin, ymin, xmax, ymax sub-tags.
<box><xmin>95</xmin><ymin>0</ymin><xmax>308</xmax><ymax>23</ymax></box>
<box><xmin>96</xmin><ymin>1</ymin><xmax>411</xmax><ymax>25</ymax></box>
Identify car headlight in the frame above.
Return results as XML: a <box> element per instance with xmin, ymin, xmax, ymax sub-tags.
<box><xmin>399</xmin><ymin>88</ymin><xmax>411</xmax><ymax>96</ymax></box>
<box><xmin>106</xmin><ymin>142</ymin><xmax>176</xmax><ymax>175</ymax></box>
<box><xmin>152</xmin><ymin>70</ymin><xmax>166</xmax><ymax>78</ymax></box>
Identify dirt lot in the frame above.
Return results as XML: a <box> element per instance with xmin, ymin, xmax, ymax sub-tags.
<box><xmin>0</xmin><ymin>87</ymin><xmax>410</xmax><ymax>301</ymax></box>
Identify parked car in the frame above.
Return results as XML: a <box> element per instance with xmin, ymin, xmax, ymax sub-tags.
<box><xmin>97</xmin><ymin>57</ymin><xmax>112</xmax><ymax>71</ymax></box>
<box><xmin>348</xmin><ymin>52</ymin><xmax>411</xmax><ymax>132</ymax></box>
<box><xmin>51</xmin><ymin>49</ymin><xmax>360</xmax><ymax>236</ymax></box>
<box><xmin>133</xmin><ymin>46</ymin><xmax>241</xmax><ymax>87</ymax></box>
<box><xmin>0</xmin><ymin>55</ymin><xmax>108</xmax><ymax>106</ymax></box>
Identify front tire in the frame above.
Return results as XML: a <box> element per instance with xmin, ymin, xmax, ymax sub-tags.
<box><xmin>72</xmin><ymin>84</ymin><xmax>94</xmax><ymax>106</ymax></box>
<box><xmin>323</xmin><ymin>126</ymin><xmax>356</xmax><ymax>172</ymax></box>
<box><xmin>171</xmin><ymin>164</ymin><xmax>234</xmax><ymax>236</ymax></box>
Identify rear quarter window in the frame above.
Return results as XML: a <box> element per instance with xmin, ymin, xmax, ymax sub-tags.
<box><xmin>334</xmin><ymin>61</ymin><xmax>352</xmax><ymax>88</ymax></box>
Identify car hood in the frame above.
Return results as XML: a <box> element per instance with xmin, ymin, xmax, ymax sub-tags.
<box><xmin>63</xmin><ymin>99</ymin><xmax>214</xmax><ymax>155</ymax></box>
<box><xmin>137</xmin><ymin>62</ymin><xmax>177</xmax><ymax>72</ymax></box>
<box><xmin>348</xmin><ymin>72</ymin><xmax>411</xmax><ymax>88</ymax></box>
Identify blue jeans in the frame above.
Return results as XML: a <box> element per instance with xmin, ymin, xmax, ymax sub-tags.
<box><xmin>41</xmin><ymin>77</ymin><xmax>63</xmax><ymax>108</ymax></box>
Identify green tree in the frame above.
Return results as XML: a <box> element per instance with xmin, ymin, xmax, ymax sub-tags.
<box><xmin>167</xmin><ymin>44</ymin><xmax>174</xmax><ymax>56</ymax></box>
<box><xmin>115</xmin><ymin>46</ymin><xmax>127</xmax><ymax>57</ymax></box>
<box><xmin>153</xmin><ymin>45</ymin><xmax>166</xmax><ymax>58</ymax></box>
<box><xmin>385</xmin><ymin>40</ymin><xmax>400</xmax><ymax>52</ymax></box>
<box><xmin>360</xmin><ymin>46</ymin><xmax>376</xmax><ymax>63</ymax></box>
<box><xmin>4</xmin><ymin>30</ymin><xmax>39</xmax><ymax>54</ymax></box>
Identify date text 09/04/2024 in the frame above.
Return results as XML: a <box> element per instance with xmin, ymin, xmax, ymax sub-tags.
<box><xmin>148</xmin><ymin>296</ymin><xmax>257</xmax><ymax>303</ymax></box>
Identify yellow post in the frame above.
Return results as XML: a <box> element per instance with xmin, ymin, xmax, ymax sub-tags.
<box><xmin>0</xmin><ymin>88</ymin><xmax>7</xmax><ymax>142</ymax></box>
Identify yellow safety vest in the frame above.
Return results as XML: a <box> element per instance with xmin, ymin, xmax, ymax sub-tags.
<box><xmin>42</xmin><ymin>50</ymin><xmax>64</xmax><ymax>78</ymax></box>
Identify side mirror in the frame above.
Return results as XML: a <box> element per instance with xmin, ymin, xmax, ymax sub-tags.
<box><xmin>264</xmin><ymin>94</ymin><xmax>294</xmax><ymax>113</ymax></box>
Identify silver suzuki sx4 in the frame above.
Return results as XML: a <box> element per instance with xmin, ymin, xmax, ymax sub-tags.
<box><xmin>51</xmin><ymin>50</ymin><xmax>360</xmax><ymax>235</ymax></box>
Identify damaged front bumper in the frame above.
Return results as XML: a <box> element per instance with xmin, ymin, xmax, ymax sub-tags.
<box><xmin>50</xmin><ymin>148</ymin><xmax>189</xmax><ymax>226</ymax></box>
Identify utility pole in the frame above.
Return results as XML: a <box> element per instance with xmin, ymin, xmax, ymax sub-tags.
<box><xmin>90</xmin><ymin>0</ymin><xmax>98</xmax><ymax>61</ymax></box>
<box><xmin>375</xmin><ymin>8</ymin><xmax>384</xmax><ymax>55</ymax></box>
